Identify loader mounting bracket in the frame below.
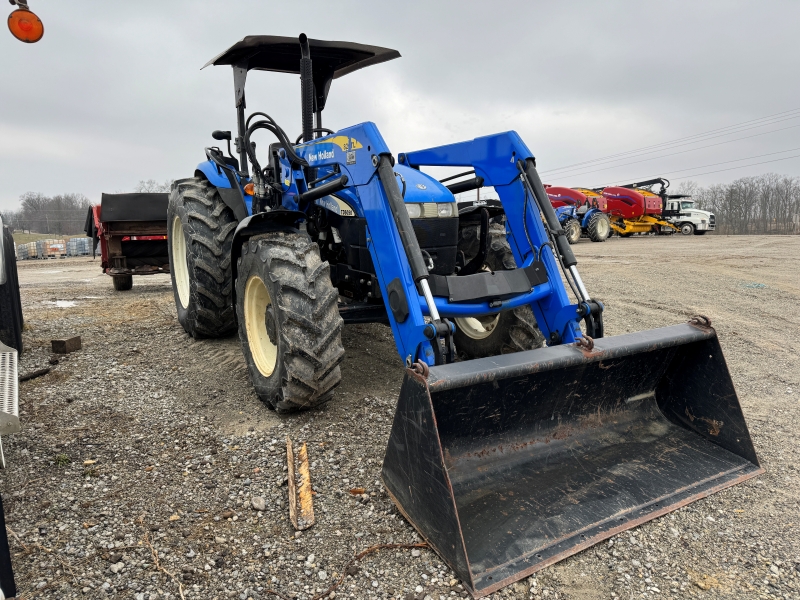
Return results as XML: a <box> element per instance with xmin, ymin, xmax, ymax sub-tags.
<box><xmin>578</xmin><ymin>300</ymin><xmax>604</xmax><ymax>338</ymax></box>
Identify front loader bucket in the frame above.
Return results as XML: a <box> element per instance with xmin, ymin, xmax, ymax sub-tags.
<box><xmin>382</xmin><ymin>322</ymin><xmax>762</xmax><ymax>598</ymax></box>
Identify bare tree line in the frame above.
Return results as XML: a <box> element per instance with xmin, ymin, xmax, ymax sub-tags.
<box><xmin>1</xmin><ymin>180</ymin><xmax>173</xmax><ymax>234</ymax></box>
<box><xmin>133</xmin><ymin>179</ymin><xmax>173</xmax><ymax>193</ymax></box>
<box><xmin>674</xmin><ymin>173</ymin><xmax>800</xmax><ymax>235</ymax></box>
<box><xmin>2</xmin><ymin>176</ymin><xmax>797</xmax><ymax>235</ymax></box>
<box><xmin>1</xmin><ymin>192</ymin><xmax>91</xmax><ymax>234</ymax></box>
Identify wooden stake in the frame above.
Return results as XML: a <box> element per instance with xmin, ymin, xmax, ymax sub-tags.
<box><xmin>286</xmin><ymin>437</ymin><xmax>315</xmax><ymax>531</ymax></box>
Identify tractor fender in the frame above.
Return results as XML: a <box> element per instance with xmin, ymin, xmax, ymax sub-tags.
<box><xmin>195</xmin><ymin>153</ymin><xmax>250</xmax><ymax>222</ymax></box>
<box><xmin>554</xmin><ymin>206</ymin><xmax>576</xmax><ymax>223</ymax></box>
<box><xmin>229</xmin><ymin>210</ymin><xmax>307</xmax><ymax>313</ymax></box>
<box><xmin>580</xmin><ymin>208</ymin><xmax>602</xmax><ymax>228</ymax></box>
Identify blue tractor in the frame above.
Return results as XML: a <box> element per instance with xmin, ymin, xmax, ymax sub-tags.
<box><xmin>553</xmin><ymin>204</ymin><xmax>611</xmax><ymax>244</ymax></box>
<box><xmin>547</xmin><ymin>186</ymin><xmax>611</xmax><ymax>244</ymax></box>
<box><xmin>167</xmin><ymin>35</ymin><xmax>760</xmax><ymax>597</ymax></box>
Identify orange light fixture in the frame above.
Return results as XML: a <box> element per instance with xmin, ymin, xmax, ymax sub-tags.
<box><xmin>243</xmin><ymin>183</ymin><xmax>255</xmax><ymax>196</ymax></box>
<box><xmin>8</xmin><ymin>8</ymin><xmax>44</xmax><ymax>43</ymax></box>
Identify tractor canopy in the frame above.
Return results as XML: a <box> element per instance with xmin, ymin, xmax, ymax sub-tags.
<box><xmin>204</xmin><ymin>35</ymin><xmax>400</xmax><ymax>112</ymax></box>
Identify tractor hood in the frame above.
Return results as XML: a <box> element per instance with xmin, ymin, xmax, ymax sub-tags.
<box><xmin>394</xmin><ymin>164</ymin><xmax>454</xmax><ymax>205</ymax></box>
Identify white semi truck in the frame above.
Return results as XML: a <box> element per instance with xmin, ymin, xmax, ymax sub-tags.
<box><xmin>663</xmin><ymin>197</ymin><xmax>716</xmax><ymax>235</ymax></box>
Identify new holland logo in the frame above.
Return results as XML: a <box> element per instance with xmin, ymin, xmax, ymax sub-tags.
<box><xmin>416</xmin><ymin>183</ymin><xmax>427</xmax><ymax>190</ymax></box>
<box><xmin>306</xmin><ymin>135</ymin><xmax>363</xmax><ymax>163</ymax></box>
<box><xmin>307</xmin><ymin>148</ymin><xmax>335</xmax><ymax>163</ymax></box>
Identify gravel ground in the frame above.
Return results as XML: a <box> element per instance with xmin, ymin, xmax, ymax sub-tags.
<box><xmin>2</xmin><ymin>234</ymin><xmax>799</xmax><ymax>600</ymax></box>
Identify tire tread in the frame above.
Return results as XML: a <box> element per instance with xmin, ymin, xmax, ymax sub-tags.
<box><xmin>236</xmin><ymin>232</ymin><xmax>344</xmax><ymax>412</ymax></box>
<box><xmin>168</xmin><ymin>178</ymin><xmax>237</xmax><ymax>338</ymax></box>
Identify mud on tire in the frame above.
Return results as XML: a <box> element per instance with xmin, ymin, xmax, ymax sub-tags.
<box><xmin>168</xmin><ymin>177</ymin><xmax>238</xmax><ymax>338</ymax></box>
<box><xmin>454</xmin><ymin>222</ymin><xmax>545</xmax><ymax>358</ymax></box>
<box><xmin>236</xmin><ymin>232</ymin><xmax>345</xmax><ymax>412</ymax></box>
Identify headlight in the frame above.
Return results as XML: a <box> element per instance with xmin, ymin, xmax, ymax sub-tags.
<box><xmin>405</xmin><ymin>203</ymin><xmax>422</xmax><ymax>219</ymax></box>
<box><xmin>437</xmin><ymin>203</ymin><xmax>455</xmax><ymax>218</ymax></box>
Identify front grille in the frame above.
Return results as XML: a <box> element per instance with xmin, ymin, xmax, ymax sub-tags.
<box><xmin>336</xmin><ymin>217</ymin><xmax>458</xmax><ymax>276</ymax></box>
<box><xmin>709</xmin><ymin>215</ymin><xmax>716</xmax><ymax>230</ymax></box>
<box><xmin>411</xmin><ymin>218</ymin><xmax>458</xmax><ymax>247</ymax></box>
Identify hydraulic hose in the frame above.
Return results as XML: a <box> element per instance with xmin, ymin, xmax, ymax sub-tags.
<box><xmin>517</xmin><ymin>159</ymin><xmax>576</xmax><ymax>268</ymax></box>
<box><xmin>245</xmin><ymin>120</ymin><xmax>308</xmax><ymax>170</ymax></box>
<box><xmin>518</xmin><ymin>159</ymin><xmax>592</xmax><ymax>303</ymax></box>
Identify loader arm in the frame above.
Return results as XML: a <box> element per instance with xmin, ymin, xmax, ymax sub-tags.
<box><xmin>401</xmin><ymin>132</ymin><xmax>593</xmax><ymax>344</ymax></box>
<box><xmin>292</xmin><ymin>126</ymin><xmax>591</xmax><ymax>365</ymax></box>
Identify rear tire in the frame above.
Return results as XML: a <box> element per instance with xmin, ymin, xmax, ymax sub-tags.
<box><xmin>454</xmin><ymin>223</ymin><xmax>545</xmax><ymax>358</ymax></box>
<box><xmin>112</xmin><ymin>275</ymin><xmax>133</xmax><ymax>291</ymax></box>
<box><xmin>680</xmin><ymin>223</ymin><xmax>694</xmax><ymax>235</ymax></box>
<box><xmin>236</xmin><ymin>232</ymin><xmax>345</xmax><ymax>412</ymax></box>
<box><xmin>564</xmin><ymin>218</ymin><xmax>581</xmax><ymax>244</ymax></box>
<box><xmin>587</xmin><ymin>213</ymin><xmax>611</xmax><ymax>242</ymax></box>
<box><xmin>0</xmin><ymin>226</ymin><xmax>23</xmax><ymax>353</ymax></box>
<box><xmin>168</xmin><ymin>178</ymin><xmax>238</xmax><ymax>338</ymax></box>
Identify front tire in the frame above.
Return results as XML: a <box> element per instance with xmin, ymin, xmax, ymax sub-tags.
<box><xmin>564</xmin><ymin>218</ymin><xmax>581</xmax><ymax>244</ymax></box>
<box><xmin>168</xmin><ymin>178</ymin><xmax>238</xmax><ymax>338</ymax></box>
<box><xmin>0</xmin><ymin>226</ymin><xmax>23</xmax><ymax>353</ymax></box>
<box><xmin>454</xmin><ymin>223</ymin><xmax>545</xmax><ymax>358</ymax></box>
<box><xmin>694</xmin><ymin>230</ymin><xmax>707</xmax><ymax>236</ymax></box>
<box><xmin>587</xmin><ymin>213</ymin><xmax>611</xmax><ymax>242</ymax></box>
<box><xmin>680</xmin><ymin>223</ymin><xmax>695</xmax><ymax>235</ymax></box>
<box><xmin>236</xmin><ymin>232</ymin><xmax>344</xmax><ymax>412</ymax></box>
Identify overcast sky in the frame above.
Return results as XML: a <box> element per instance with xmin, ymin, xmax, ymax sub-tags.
<box><xmin>2</xmin><ymin>0</ymin><xmax>799</xmax><ymax>210</ymax></box>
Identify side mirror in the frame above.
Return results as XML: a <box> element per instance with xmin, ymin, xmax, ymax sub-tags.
<box><xmin>212</xmin><ymin>130</ymin><xmax>231</xmax><ymax>141</ymax></box>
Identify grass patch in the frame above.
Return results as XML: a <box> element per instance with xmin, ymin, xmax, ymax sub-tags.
<box><xmin>54</xmin><ymin>453</ymin><xmax>70</xmax><ymax>467</ymax></box>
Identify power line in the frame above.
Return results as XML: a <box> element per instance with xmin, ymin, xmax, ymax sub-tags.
<box><xmin>542</xmin><ymin>115</ymin><xmax>800</xmax><ymax>177</ymax></box>
<box><xmin>546</xmin><ymin>126</ymin><xmax>800</xmax><ymax>179</ymax></box>
<box><xmin>605</xmin><ymin>152</ymin><xmax>800</xmax><ymax>186</ymax></box>
<box><xmin>541</xmin><ymin>107</ymin><xmax>800</xmax><ymax>174</ymax></box>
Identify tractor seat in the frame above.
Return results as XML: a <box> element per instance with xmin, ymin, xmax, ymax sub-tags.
<box><xmin>223</xmin><ymin>156</ymin><xmax>240</xmax><ymax>171</ymax></box>
<box><xmin>577</xmin><ymin>205</ymin><xmax>588</xmax><ymax>215</ymax></box>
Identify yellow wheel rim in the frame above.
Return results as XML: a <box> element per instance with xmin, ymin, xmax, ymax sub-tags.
<box><xmin>171</xmin><ymin>216</ymin><xmax>190</xmax><ymax>308</ymax></box>
<box><xmin>244</xmin><ymin>275</ymin><xmax>278</xmax><ymax>377</ymax></box>
<box><xmin>455</xmin><ymin>314</ymin><xmax>501</xmax><ymax>340</ymax></box>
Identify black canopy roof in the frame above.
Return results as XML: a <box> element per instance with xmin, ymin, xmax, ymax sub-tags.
<box><xmin>204</xmin><ymin>35</ymin><xmax>400</xmax><ymax>111</ymax></box>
